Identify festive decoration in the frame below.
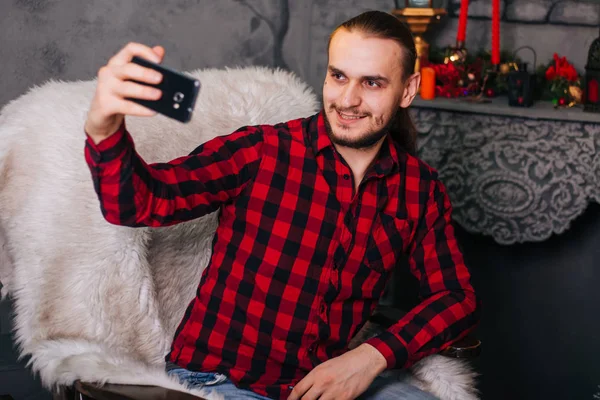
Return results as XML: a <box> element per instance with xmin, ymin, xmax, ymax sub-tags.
<box><xmin>456</xmin><ymin>0</ymin><xmax>469</xmax><ymax>44</ymax></box>
<box><xmin>507</xmin><ymin>63</ymin><xmax>535</xmax><ymax>107</ymax></box>
<box><xmin>444</xmin><ymin>46</ymin><xmax>468</xmax><ymax>65</ymax></box>
<box><xmin>424</xmin><ymin>47</ymin><xmax>518</xmax><ymax>99</ymax></box>
<box><xmin>450</xmin><ymin>0</ymin><xmax>469</xmax><ymax>69</ymax></box>
<box><xmin>491</xmin><ymin>0</ymin><xmax>501</xmax><ymax>66</ymax></box>
<box><xmin>500</xmin><ymin>63</ymin><xmax>511</xmax><ymax>74</ymax></box>
<box><xmin>570</xmin><ymin>86</ymin><xmax>583</xmax><ymax>103</ymax></box>
<box><xmin>507</xmin><ymin>46</ymin><xmax>536</xmax><ymax>108</ymax></box>
<box><xmin>423</xmin><ymin>56</ymin><xmax>482</xmax><ymax>98</ymax></box>
<box><xmin>424</xmin><ymin>44</ymin><xmax>584</xmax><ymax>110</ymax></box>
<box><xmin>420</xmin><ymin>66</ymin><xmax>436</xmax><ymax>99</ymax></box>
<box><xmin>584</xmin><ymin>27</ymin><xmax>600</xmax><ymax>113</ymax></box>
<box><xmin>541</xmin><ymin>53</ymin><xmax>583</xmax><ymax>107</ymax></box>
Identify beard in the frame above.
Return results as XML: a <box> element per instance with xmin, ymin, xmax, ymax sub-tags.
<box><xmin>323</xmin><ymin>105</ymin><xmax>397</xmax><ymax>150</ymax></box>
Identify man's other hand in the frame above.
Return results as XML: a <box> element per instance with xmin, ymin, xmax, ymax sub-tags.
<box><xmin>287</xmin><ymin>343</ymin><xmax>387</xmax><ymax>400</ymax></box>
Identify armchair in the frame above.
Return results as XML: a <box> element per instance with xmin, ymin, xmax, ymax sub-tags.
<box><xmin>0</xmin><ymin>66</ymin><xmax>479</xmax><ymax>400</ymax></box>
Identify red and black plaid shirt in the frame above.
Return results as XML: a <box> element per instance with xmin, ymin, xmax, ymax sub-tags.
<box><xmin>85</xmin><ymin>111</ymin><xmax>478</xmax><ymax>400</ymax></box>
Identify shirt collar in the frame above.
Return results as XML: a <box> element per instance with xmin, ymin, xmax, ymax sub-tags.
<box><xmin>313</xmin><ymin>110</ymin><xmax>333</xmax><ymax>154</ymax></box>
<box><xmin>309</xmin><ymin>110</ymin><xmax>399</xmax><ymax>178</ymax></box>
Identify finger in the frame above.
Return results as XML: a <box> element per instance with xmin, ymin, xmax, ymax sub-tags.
<box><xmin>113</xmin><ymin>63</ymin><xmax>163</xmax><ymax>85</ymax></box>
<box><xmin>299</xmin><ymin>385</ymin><xmax>324</xmax><ymax>400</ymax></box>
<box><xmin>152</xmin><ymin>45</ymin><xmax>165</xmax><ymax>62</ymax></box>
<box><xmin>96</xmin><ymin>97</ymin><xmax>157</xmax><ymax>118</ymax></box>
<box><xmin>117</xmin><ymin>99</ymin><xmax>158</xmax><ymax>117</ymax></box>
<box><xmin>288</xmin><ymin>376</ymin><xmax>313</xmax><ymax>400</ymax></box>
<box><xmin>113</xmin><ymin>81</ymin><xmax>162</xmax><ymax>102</ymax></box>
<box><xmin>108</xmin><ymin>42</ymin><xmax>161</xmax><ymax>66</ymax></box>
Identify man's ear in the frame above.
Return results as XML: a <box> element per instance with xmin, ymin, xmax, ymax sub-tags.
<box><xmin>399</xmin><ymin>72</ymin><xmax>421</xmax><ymax>108</ymax></box>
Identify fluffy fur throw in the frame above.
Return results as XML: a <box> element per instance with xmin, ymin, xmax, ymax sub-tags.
<box><xmin>0</xmin><ymin>66</ymin><xmax>477</xmax><ymax>400</ymax></box>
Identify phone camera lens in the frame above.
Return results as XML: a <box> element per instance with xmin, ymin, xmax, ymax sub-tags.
<box><xmin>173</xmin><ymin>92</ymin><xmax>185</xmax><ymax>103</ymax></box>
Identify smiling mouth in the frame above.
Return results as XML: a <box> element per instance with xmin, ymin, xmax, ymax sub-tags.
<box><xmin>336</xmin><ymin>109</ymin><xmax>367</xmax><ymax>121</ymax></box>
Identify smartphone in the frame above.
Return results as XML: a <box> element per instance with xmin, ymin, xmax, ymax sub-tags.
<box><xmin>128</xmin><ymin>56</ymin><xmax>201</xmax><ymax>123</ymax></box>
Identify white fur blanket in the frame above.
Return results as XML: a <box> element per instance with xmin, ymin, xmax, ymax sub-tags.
<box><xmin>0</xmin><ymin>66</ymin><xmax>477</xmax><ymax>400</ymax></box>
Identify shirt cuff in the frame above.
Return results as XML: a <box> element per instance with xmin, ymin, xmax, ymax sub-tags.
<box><xmin>365</xmin><ymin>330</ymin><xmax>409</xmax><ymax>370</ymax></box>
<box><xmin>85</xmin><ymin>122</ymin><xmax>129</xmax><ymax>165</ymax></box>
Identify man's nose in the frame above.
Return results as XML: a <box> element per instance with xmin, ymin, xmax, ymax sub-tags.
<box><xmin>340</xmin><ymin>83</ymin><xmax>361</xmax><ymax>109</ymax></box>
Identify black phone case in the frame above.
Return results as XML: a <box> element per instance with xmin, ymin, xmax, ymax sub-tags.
<box><xmin>128</xmin><ymin>56</ymin><xmax>200</xmax><ymax>123</ymax></box>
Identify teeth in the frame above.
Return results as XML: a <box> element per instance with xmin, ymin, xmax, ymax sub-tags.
<box><xmin>338</xmin><ymin>111</ymin><xmax>363</xmax><ymax>119</ymax></box>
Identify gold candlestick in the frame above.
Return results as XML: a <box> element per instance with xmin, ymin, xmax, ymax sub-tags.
<box><xmin>392</xmin><ymin>7</ymin><xmax>447</xmax><ymax>73</ymax></box>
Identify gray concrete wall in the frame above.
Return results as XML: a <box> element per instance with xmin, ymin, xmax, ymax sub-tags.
<box><xmin>0</xmin><ymin>0</ymin><xmax>315</xmax><ymax>108</ymax></box>
<box><xmin>1</xmin><ymin>0</ymin><xmax>598</xmax><ymax>109</ymax></box>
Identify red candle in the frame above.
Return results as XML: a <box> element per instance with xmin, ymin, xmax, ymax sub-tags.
<box><xmin>491</xmin><ymin>0</ymin><xmax>501</xmax><ymax>65</ymax></box>
<box><xmin>457</xmin><ymin>0</ymin><xmax>469</xmax><ymax>43</ymax></box>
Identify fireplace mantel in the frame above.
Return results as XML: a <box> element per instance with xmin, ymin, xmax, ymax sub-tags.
<box><xmin>412</xmin><ymin>98</ymin><xmax>600</xmax><ymax>244</ymax></box>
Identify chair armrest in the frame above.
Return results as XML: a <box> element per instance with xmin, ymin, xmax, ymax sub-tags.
<box><xmin>441</xmin><ymin>336</ymin><xmax>481</xmax><ymax>359</ymax></box>
<box><xmin>74</xmin><ymin>381</ymin><xmax>206</xmax><ymax>400</ymax></box>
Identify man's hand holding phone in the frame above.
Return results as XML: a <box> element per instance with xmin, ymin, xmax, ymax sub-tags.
<box><xmin>85</xmin><ymin>42</ymin><xmax>165</xmax><ymax>144</ymax></box>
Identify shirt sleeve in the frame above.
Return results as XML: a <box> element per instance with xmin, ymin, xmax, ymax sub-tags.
<box><xmin>84</xmin><ymin>122</ymin><xmax>264</xmax><ymax>227</ymax></box>
<box><xmin>366</xmin><ymin>178</ymin><xmax>480</xmax><ymax>369</ymax></box>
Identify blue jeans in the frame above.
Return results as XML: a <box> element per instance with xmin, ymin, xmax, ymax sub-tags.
<box><xmin>166</xmin><ymin>364</ymin><xmax>439</xmax><ymax>400</ymax></box>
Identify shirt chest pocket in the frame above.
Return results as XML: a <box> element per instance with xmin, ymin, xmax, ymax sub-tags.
<box><xmin>363</xmin><ymin>214</ymin><xmax>412</xmax><ymax>274</ymax></box>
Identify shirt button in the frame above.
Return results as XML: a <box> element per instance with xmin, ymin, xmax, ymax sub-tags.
<box><xmin>343</xmin><ymin>174</ymin><xmax>350</xmax><ymax>180</ymax></box>
<box><xmin>308</xmin><ymin>346</ymin><xmax>315</xmax><ymax>353</ymax></box>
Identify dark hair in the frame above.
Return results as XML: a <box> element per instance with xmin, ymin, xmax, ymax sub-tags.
<box><xmin>328</xmin><ymin>11</ymin><xmax>418</xmax><ymax>155</ymax></box>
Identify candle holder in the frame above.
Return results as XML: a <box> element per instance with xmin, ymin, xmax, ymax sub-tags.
<box><xmin>444</xmin><ymin>42</ymin><xmax>468</xmax><ymax>65</ymax></box>
<box><xmin>392</xmin><ymin>0</ymin><xmax>447</xmax><ymax>72</ymax></box>
<box><xmin>461</xmin><ymin>72</ymin><xmax>493</xmax><ymax>104</ymax></box>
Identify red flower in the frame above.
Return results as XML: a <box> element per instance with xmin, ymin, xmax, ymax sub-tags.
<box><xmin>546</xmin><ymin>53</ymin><xmax>579</xmax><ymax>82</ymax></box>
<box><xmin>545</xmin><ymin>66</ymin><xmax>556</xmax><ymax>81</ymax></box>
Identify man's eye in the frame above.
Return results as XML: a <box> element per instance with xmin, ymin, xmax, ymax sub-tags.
<box><xmin>332</xmin><ymin>73</ymin><xmax>344</xmax><ymax>80</ymax></box>
<box><xmin>366</xmin><ymin>80</ymin><xmax>380</xmax><ymax>88</ymax></box>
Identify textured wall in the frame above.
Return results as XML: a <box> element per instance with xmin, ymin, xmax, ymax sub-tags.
<box><xmin>0</xmin><ymin>0</ymin><xmax>314</xmax><ymax>109</ymax></box>
<box><xmin>1</xmin><ymin>0</ymin><xmax>598</xmax><ymax>109</ymax></box>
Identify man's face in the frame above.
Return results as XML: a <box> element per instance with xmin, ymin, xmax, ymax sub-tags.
<box><xmin>323</xmin><ymin>29</ymin><xmax>414</xmax><ymax>149</ymax></box>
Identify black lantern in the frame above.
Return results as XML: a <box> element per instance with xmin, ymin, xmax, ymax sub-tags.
<box><xmin>507</xmin><ymin>46</ymin><xmax>537</xmax><ymax>108</ymax></box>
<box><xmin>584</xmin><ymin>28</ymin><xmax>600</xmax><ymax>113</ymax></box>
<box><xmin>507</xmin><ymin>64</ymin><xmax>535</xmax><ymax>107</ymax></box>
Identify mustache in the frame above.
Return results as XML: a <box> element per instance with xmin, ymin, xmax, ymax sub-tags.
<box><xmin>329</xmin><ymin>105</ymin><xmax>370</xmax><ymax>116</ymax></box>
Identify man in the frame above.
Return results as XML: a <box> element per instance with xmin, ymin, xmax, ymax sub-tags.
<box><xmin>84</xmin><ymin>10</ymin><xmax>478</xmax><ymax>400</ymax></box>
